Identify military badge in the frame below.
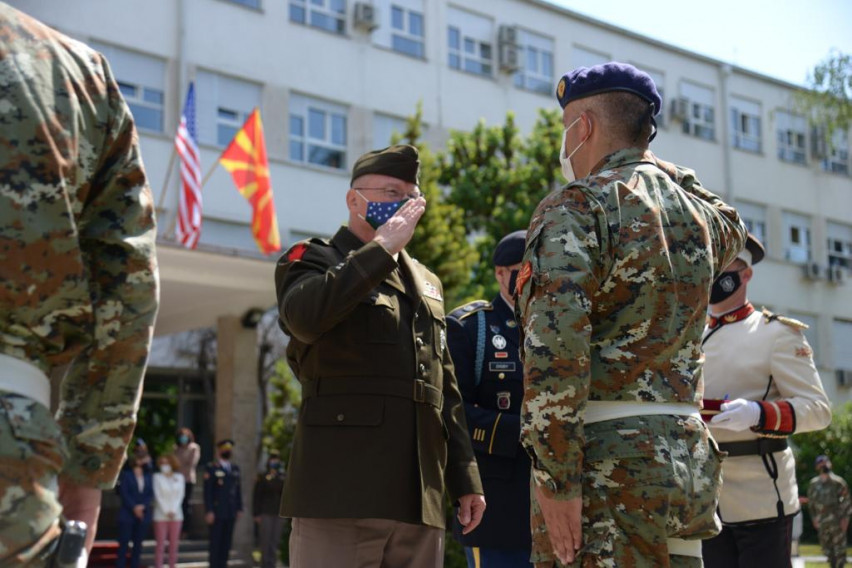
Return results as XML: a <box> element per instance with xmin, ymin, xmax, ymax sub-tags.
<box><xmin>506</xmin><ymin>319</ymin><xmax>517</xmax><ymax>328</ymax></box>
<box><xmin>492</xmin><ymin>334</ymin><xmax>507</xmax><ymax>349</ymax></box>
<box><xmin>795</xmin><ymin>346</ymin><xmax>813</xmax><ymax>358</ymax></box>
<box><xmin>497</xmin><ymin>391</ymin><xmax>511</xmax><ymax>410</ymax></box>
<box><xmin>557</xmin><ymin>78</ymin><xmax>566</xmax><ymax>99</ymax></box>
<box><xmin>423</xmin><ymin>281</ymin><xmax>443</xmax><ymax>301</ymax></box>
<box><xmin>490</xmin><ymin>324</ymin><xmax>501</xmax><ymax>334</ymax></box>
<box><xmin>495</xmin><ymin>351</ymin><xmax>508</xmax><ymax>359</ymax></box>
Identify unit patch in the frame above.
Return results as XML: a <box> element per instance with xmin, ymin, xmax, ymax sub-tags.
<box><xmin>497</xmin><ymin>391</ymin><xmax>511</xmax><ymax>410</ymax></box>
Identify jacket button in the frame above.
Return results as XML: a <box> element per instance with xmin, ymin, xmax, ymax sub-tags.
<box><xmin>498</xmin><ymin>373</ymin><xmax>506</xmax><ymax>380</ymax></box>
<box><xmin>336</xmin><ymin>414</ymin><xmax>345</xmax><ymax>422</ymax></box>
<box><xmin>414</xmin><ymin>313</ymin><xmax>419</xmax><ymax>320</ymax></box>
<box><xmin>419</xmin><ymin>363</ymin><xmax>426</xmax><ymax>374</ymax></box>
<box><xmin>415</xmin><ymin>337</ymin><xmax>424</xmax><ymax>347</ymax></box>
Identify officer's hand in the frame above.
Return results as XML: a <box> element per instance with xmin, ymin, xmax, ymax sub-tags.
<box><xmin>205</xmin><ymin>512</ymin><xmax>215</xmax><ymax>525</ymax></box>
<box><xmin>535</xmin><ymin>486</ymin><xmax>582</xmax><ymax>565</ymax></box>
<box><xmin>457</xmin><ymin>493</ymin><xmax>486</xmax><ymax>534</ymax></box>
<box><xmin>373</xmin><ymin>197</ymin><xmax>426</xmax><ymax>255</ymax></box>
<box><xmin>710</xmin><ymin>398</ymin><xmax>760</xmax><ymax>431</ymax></box>
<box><xmin>133</xmin><ymin>505</ymin><xmax>145</xmax><ymax>519</ymax></box>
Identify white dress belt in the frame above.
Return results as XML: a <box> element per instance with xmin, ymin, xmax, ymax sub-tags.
<box><xmin>0</xmin><ymin>353</ymin><xmax>51</xmax><ymax>408</ymax></box>
<box><xmin>584</xmin><ymin>400</ymin><xmax>700</xmax><ymax>424</ymax></box>
<box><xmin>667</xmin><ymin>537</ymin><xmax>702</xmax><ymax>558</ymax></box>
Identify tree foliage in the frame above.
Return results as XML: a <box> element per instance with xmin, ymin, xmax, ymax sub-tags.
<box><xmin>795</xmin><ymin>50</ymin><xmax>852</xmax><ymax>147</ymax></box>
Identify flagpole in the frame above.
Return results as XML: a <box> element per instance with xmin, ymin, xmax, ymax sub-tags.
<box><xmin>200</xmin><ymin>160</ymin><xmax>219</xmax><ymax>189</ymax></box>
<box><xmin>156</xmin><ymin>147</ymin><xmax>178</xmax><ymax>216</ymax></box>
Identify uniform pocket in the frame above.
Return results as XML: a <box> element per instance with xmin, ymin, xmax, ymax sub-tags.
<box><xmin>363</xmin><ymin>293</ymin><xmax>400</xmax><ymax>344</ymax></box>
<box><xmin>0</xmin><ymin>394</ymin><xmax>67</xmax><ymax>473</ymax></box>
<box><xmin>583</xmin><ymin>421</ymin><xmax>667</xmax><ymax>488</ymax></box>
<box><xmin>303</xmin><ymin>395</ymin><xmax>385</xmax><ymax>427</ymax></box>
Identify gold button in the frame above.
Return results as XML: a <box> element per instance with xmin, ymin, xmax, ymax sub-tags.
<box><xmin>336</xmin><ymin>414</ymin><xmax>344</xmax><ymax>422</ymax></box>
<box><xmin>498</xmin><ymin>373</ymin><xmax>505</xmax><ymax>380</ymax></box>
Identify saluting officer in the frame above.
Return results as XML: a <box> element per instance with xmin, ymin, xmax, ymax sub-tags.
<box><xmin>701</xmin><ymin>234</ymin><xmax>831</xmax><ymax>567</ymax></box>
<box><xmin>204</xmin><ymin>439</ymin><xmax>243</xmax><ymax>568</ymax></box>
<box><xmin>448</xmin><ymin>230</ymin><xmax>532</xmax><ymax>568</ymax></box>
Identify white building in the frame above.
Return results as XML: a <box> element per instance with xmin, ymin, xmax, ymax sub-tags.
<box><xmin>14</xmin><ymin>0</ymin><xmax>852</xmax><ymax>556</ymax></box>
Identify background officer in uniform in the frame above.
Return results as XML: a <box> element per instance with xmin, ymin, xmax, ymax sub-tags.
<box><xmin>701</xmin><ymin>234</ymin><xmax>831</xmax><ymax>568</ymax></box>
<box><xmin>808</xmin><ymin>455</ymin><xmax>851</xmax><ymax>568</ymax></box>
<box><xmin>253</xmin><ymin>450</ymin><xmax>286</xmax><ymax>568</ymax></box>
<box><xmin>516</xmin><ymin>62</ymin><xmax>746</xmax><ymax>567</ymax></box>
<box><xmin>448</xmin><ymin>230</ymin><xmax>532</xmax><ymax>567</ymax></box>
<box><xmin>275</xmin><ymin>144</ymin><xmax>484</xmax><ymax>568</ymax></box>
<box><xmin>0</xmin><ymin>3</ymin><xmax>159</xmax><ymax>564</ymax></box>
<box><xmin>204</xmin><ymin>439</ymin><xmax>243</xmax><ymax>568</ymax></box>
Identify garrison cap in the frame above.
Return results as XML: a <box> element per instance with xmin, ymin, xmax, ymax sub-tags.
<box><xmin>351</xmin><ymin>144</ymin><xmax>420</xmax><ymax>186</ymax></box>
<box><xmin>737</xmin><ymin>233</ymin><xmax>765</xmax><ymax>267</ymax></box>
<box><xmin>556</xmin><ymin>61</ymin><xmax>662</xmax><ymax>116</ymax></box>
<box><xmin>493</xmin><ymin>230</ymin><xmax>527</xmax><ymax>267</ymax></box>
<box><xmin>217</xmin><ymin>439</ymin><xmax>235</xmax><ymax>450</ymax></box>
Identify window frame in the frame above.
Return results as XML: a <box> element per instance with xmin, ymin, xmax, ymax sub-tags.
<box><xmin>446</xmin><ymin>7</ymin><xmax>493</xmax><ymax>78</ymax></box>
<box><xmin>289</xmin><ymin>95</ymin><xmax>348</xmax><ymax>170</ymax></box>
<box><xmin>289</xmin><ymin>0</ymin><xmax>346</xmax><ymax>35</ymax></box>
<box><xmin>821</xmin><ymin>129</ymin><xmax>850</xmax><ymax>175</ymax></box>
<box><xmin>783</xmin><ymin>212</ymin><xmax>812</xmax><ymax>263</ymax></box>
<box><xmin>730</xmin><ymin>97</ymin><xmax>762</xmax><ymax>153</ymax></box>
<box><xmin>827</xmin><ymin>222</ymin><xmax>852</xmax><ymax>270</ymax></box>
<box><xmin>513</xmin><ymin>29</ymin><xmax>554</xmax><ymax>95</ymax></box>
<box><xmin>776</xmin><ymin>110</ymin><xmax>807</xmax><ymax>165</ymax></box>
<box><xmin>390</xmin><ymin>4</ymin><xmax>425</xmax><ymax>58</ymax></box>
<box><xmin>116</xmin><ymin>80</ymin><xmax>164</xmax><ymax>133</ymax></box>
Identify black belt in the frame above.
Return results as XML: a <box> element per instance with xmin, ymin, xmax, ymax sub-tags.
<box><xmin>718</xmin><ymin>438</ymin><xmax>788</xmax><ymax>457</ymax></box>
<box><xmin>302</xmin><ymin>376</ymin><xmax>443</xmax><ymax>410</ymax></box>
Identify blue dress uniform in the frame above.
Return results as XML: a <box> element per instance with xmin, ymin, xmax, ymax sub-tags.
<box><xmin>204</xmin><ymin>459</ymin><xmax>243</xmax><ymax>568</ymax></box>
<box><xmin>448</xmin><ymin>295</ymin><xmax>532</xmax><ymax>566</ymax></box>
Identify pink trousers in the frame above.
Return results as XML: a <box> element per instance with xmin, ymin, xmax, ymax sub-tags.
<box><xmin>153</xmin><ymin>520</ymin><xmax>183</xmax><ymax>568</ymax></box>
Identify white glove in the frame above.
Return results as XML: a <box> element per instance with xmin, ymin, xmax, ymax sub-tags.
<box><xmin>710</xmin><ymin>399</ymin><xmax>761</xmax><ymax>431</ymax></box>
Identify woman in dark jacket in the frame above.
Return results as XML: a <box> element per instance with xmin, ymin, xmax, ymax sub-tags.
<box><xmin>116</xmin><ymin>455</ymin><xmax>154</xmax><ymax>568</ymax></box>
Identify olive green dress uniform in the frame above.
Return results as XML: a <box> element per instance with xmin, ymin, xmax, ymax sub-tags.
<box><xmin>275</xmin><ymin>226</ymin><xmax>482</xmax><ymax>529</ymax></box>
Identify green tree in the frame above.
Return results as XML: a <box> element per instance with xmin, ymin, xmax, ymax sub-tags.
<box><xmin>793</xmin><ymin>401</ymin><xmax>852</xmax><ymax>543</ymax></box>
<box><xmin>395</xmin><ymin>103</ymin><xmax>480</xmax><ymax>309</ymax></box>
<box><xmin>795</xmin><ymin>50</ymin><xmax>852</xmax><ymax>150</ymax></box>
<box><xmin>437</xmin><ymin>108</ymin><xmax>563</xmax><ymax>300</ymax></box>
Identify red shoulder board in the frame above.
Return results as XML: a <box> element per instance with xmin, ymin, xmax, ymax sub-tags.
<box><xmin>516</xmin><ymin>261</ymin><xmax>532</xmax><ymax>294</ymax></box>
<box><xmin>287</xmin><ymin>243</ymin><xmax>308</xmax><ymax>262</ymax></box>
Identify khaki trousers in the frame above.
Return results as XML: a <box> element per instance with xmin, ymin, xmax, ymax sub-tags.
<box><xmin>289</xmin><ymin>517</ymin><xmax>443</xmax><ymax>568</ymax></box>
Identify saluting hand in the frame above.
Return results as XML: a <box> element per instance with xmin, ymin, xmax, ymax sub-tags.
<box><xmin>535</xmin><ymin>486</ymin><xmax>582</xmax><ymax>565</ymax></box>
<box><xmin>373</xmin><ymin>197</ymin><xmax>426</xmax><ymax>255</ymax></box>
<box><xmin>457</xmin><ymin>493</ymin><xmax>486</xmax><ymax>534</ymax></box>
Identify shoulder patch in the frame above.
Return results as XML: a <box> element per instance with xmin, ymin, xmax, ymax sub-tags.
<box><xmin>762</xmin><ymin>307</ymin><xmax>808</xmax><ymax>330</ymax></box>
<box><xmin>286</xmin><ymin>242</ymin><xmax>309</xmax><ymax>262</ymax></box>
<box><xmin>448</xmin><ymin>300</ymin><xmax>492</xmax><ymax>321</ymax></box>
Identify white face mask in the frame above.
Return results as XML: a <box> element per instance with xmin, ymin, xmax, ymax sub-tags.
<box><xmin>559</xmin><ymin>116</ymin><xmax>588</xmax><ymax>183</ymax></box>
<box><xmin>160</xmin><ymin>464</ymin><xmax>172</xmax><ymax>474</ymax></box>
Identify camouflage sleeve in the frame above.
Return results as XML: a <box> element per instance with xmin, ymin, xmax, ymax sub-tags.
<box><xmin>517</xmin><ymin>189</ymin><xmax>606</xmax><ymax>500</ymax></box>
<box><xmin>55</xmin><ymin>55</ymin><xmax>159</xmax><ymax>489</ymax></box>
<box><xmin>841</xmin><ymin>479</ymin><xmax>852</xmax><ymax>519</ymax></box>
<box><xmin>807</xmin><ymin>480</ymin><xmax>819</xmax><ymax>518</ymax></box>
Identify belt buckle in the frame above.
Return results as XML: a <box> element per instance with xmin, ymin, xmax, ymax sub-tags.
<box><xmin>413</xmin><ymin>380</ymin><xmax>426</xmax><ymax>403</ymax></box>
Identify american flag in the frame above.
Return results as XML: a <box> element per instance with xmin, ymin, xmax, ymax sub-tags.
<box><xmin>174</xmin><ymin>82</ymin><xmax>202</xmax><ymax>248</ymax></box>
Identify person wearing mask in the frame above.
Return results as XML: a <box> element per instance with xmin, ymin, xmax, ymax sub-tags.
<box><xmin>808</xmin><ymin>455</ymin><xmax>852</xmax><ymax>568</ymax></box>
<box><xmin>116</xmin><ymin>456</ymin><xmax>154</xmax><ymax>568</ymax></box>
<box><xmin>253</xmin><ymin>450</ymin><xmax>286</xmax><ymax>568</ymax></box>
<box><xmin>174</xmin><ymin>427</ymin><xmax>201</xmax><ymax>537</ymax></box>
<box><xmin>204</xmin><ymin>439</ymin><xmax>243</xmax><ymax>568</ymax></box>
<box><xmin>448</xmin><ymin>230</ymin><xmax>532</xmax><ymax>567</ymax></box>
<box><xmin>153</xmin><ymin>453</ymin><xmax>185</xmax><ymax>568</ymax></box>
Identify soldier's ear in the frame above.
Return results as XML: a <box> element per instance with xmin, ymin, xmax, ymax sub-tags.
<box><xmin>741</xmin><ymin>266</ymin><xmax>754</xmax><ymax>285</ymax></box>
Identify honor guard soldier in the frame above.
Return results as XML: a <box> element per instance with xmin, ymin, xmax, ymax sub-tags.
<box><xmin>701</xmin><ymin>234</ymin><xmax>831</xmax><ymax>567</ymax></box>
<box><xmin>204</xmin><ymin>439</ymin><xmax>243</xmax><ymax>568</ymax></box>
<box><xmin>448</xmin><ymin>230</ymin><xmax>532</xmax><ymax>567</ymax></box>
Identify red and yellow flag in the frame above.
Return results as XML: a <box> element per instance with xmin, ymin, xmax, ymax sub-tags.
<box><xmin>219</xmin><ymin>108</ymin><xmax>281</xmax><ymax>255</ymax></box>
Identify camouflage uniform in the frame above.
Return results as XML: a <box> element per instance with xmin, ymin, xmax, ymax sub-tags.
<box><xmin>808</xmin><ymin>472</ymin><xmax>852</xmax><ymax>568</ymax></box>
<box><xmin>516</xmin><ymin>148</ymin><xmax>746</xmax><ymax>567</ymax></box>
<box><xmin>0</xmin><ymin>4</ymin><xmax>159</xmax><ymax>564</ymax></box>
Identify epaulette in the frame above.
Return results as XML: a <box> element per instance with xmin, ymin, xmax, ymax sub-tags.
<box><xmin>448</xmin><ymin>300</ymin><xmax>492</xmax><ymax>321</ymax></box>
<box><xmin>762</xmin><ymin>307</ymin><xmax>808</xmax><ymax>330</ymax></box>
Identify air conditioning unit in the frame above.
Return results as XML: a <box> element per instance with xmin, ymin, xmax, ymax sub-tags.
<box><xmin>828</xmin><ymin>265</ymin><xmax>846</xmax><ymax>284</ymax></box>
<box><xmin>497</xmin><ymin>25</ymin><xmax>519</xmax><ymax>73</ymax></box>
<box><xmin>801</xmin><ymin>262</ymin><xmax>822</xmax><ymax>280</ymax></box>
<box><xmin>811</xmin><ymin>127</ymin><xmax>827</xmax><ymax>159</ymax></box>
<box><xmin>670</xmin><ymin>97</ymin><xmax>689</xmax><ymax>121</ymax></box>
<box><xmin>353</xmin><ymin>2</ymin><xmax>378</xmax><ymax>32</ymax></box>
<box><xmin>837</xmin><ymin>368</ymin><xmax>851</xmax><ymax>387</ymax></box>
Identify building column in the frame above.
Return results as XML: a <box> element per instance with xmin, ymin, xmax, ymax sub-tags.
<box><xmin>215</xmin><ymin>314</ymin><xmax>259</xmax><ymax>564</ymax></box>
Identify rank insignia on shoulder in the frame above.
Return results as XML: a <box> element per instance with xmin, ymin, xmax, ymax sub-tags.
<box><xmin>762</xmin><ymin>308</ymin><xmax>808</xmax><ymax>330</ymax></box>
<box><xmin>449</xmin><ymin>300</ymin><xmax>491</xmax><ymax>320</ymax></box>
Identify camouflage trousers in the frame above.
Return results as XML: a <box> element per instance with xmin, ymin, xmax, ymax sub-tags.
<box><xmin>531</xmin><ymin>415</ymin><xmax>723</xmax><ymax>568</ymax></box>
<box><xmin>817</xmin><ymin>521</ymin><xmax>848</xmax><ymax>568</ymax></box>
<box><xmin>0</xmin><ymin>392</ymin><xmax>68</xmax><ymax>566</ymax></box>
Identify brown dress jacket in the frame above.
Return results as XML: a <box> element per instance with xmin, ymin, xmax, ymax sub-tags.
<box><xmin>275</xmin><ymin>226</ymin><xmax>482</xmax><ymax>528</ymax></box>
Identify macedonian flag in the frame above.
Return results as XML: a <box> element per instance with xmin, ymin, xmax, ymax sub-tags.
<box><xmin>219</xmin><ymin>108</ymin><xmax>281</xmax><ymax>255</ymax></box>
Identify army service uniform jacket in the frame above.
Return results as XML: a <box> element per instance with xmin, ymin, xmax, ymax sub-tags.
<box><xmin>275</xmin><ymin>227</ymin><xmax>482</xmax><ymax>529</ymax></box>
<box><xmin>203</xmin><ymin>461</ymin><xmax>243</xmax><ymax>520</ymax></box>
<box><xmin>704</xmin><ymin>305</ymin><xmax>831</xmax><ymax>524</ymax></box>
<box><xmin>447</xmin><ymin>296</ymin><xmax>531</xmax><ymax>550</ymax></box>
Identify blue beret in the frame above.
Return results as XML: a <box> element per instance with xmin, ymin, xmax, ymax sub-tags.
<box><xmin>556</xmin><ymin>62</ymin><xmax>662</xmax><ymax>116</ymax></box>
<box><xmin>815</xmin><ymin>455</ymin><xmax>830</xmax><ymax>466</ymax></box>
<box><xmin>493</xmin><ymin>230</ymin><xmax>527</xmax><ymax>266</ymax></box>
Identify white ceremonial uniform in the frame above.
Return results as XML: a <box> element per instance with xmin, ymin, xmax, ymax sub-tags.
<box><xmin>703</xmin><ymin>305</ymin><xmax>831</xmax><ymax>524</ymax></box>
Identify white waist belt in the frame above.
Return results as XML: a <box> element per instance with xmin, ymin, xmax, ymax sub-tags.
<box><xmin>584</xmin><ymin>401</ymin><xmax>700</xmax><ymax>424</ymax></box>
<box><xmin>0</xmin><ymin>353</ymin><xmax>50</xmax><ymax>408</ymax></box>
<box><xmin>667</xmin><ymin>537</ymin><xmax>702</xmax><ymax>558</ymax></box>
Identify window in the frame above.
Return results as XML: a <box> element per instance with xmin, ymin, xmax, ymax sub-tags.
<box><xmin>290</xmin><ymin>0</ymin><xmax>345</xmax><ymax>35</ymax></box>
<box><xmin>572</xmin><ymin>46</ymin><xmax>609</xmax><ymax>69</ymax></box>
<box><xmin>827</xmin><ymin>222</ymin><xmax>852</xmax><ymax>269</ymax></box>
<box><xmin>776</xmin><ymin>110</ymin><xmax>807</xmax><ymax>164</ymax></box>
<box><xmin>734</xmin><ymin>201</ymin><xmax>768</xmax><ymax>252</ymax></box>
<box><xmin>373</xmin><ymin>113</ymin><xmax>408</xmax><ymax>148</ymax></box>
<box><xmin>195</xmin><ymin>71</ymin><xmax>261</xmax><ymax>147</ymax></box>
<box><xmin>513</xmin><ymin>30</ymin><xmax>554</xmax><ymax>95</ymax></box>
<box><xmin>782</xmin><ymin>211</ymin><xmax>811</xmax><ymax>263</ymax></box>
<box><xmin>789</xmin><ymin>312</ymin><xmax>819</xmax><ymax>363</ymax></box>
<box><xmin>730</xmin><ymin>96</ymin><xmax>762</xmax><ymax>152</ymax></box>
<box><xmin>644</xmin><ymin>68</ymin><xmax>665</xmax><ymax>128</ymax></box>
<box><xmin>680</xmin><ymin>81</ymin><xmax>715</xmax><ymax>141</ymax></box>
<box><xmin>89</xmin><ymin>42</ymin><xmax>165</xmax><ymax>133</ymax></box>
<box><xmin>390</xmin><ymin>4</ymin><xmax>424</xmax><ymax>58</ymax></box>
<box><xmin>447</xmin><ymin>7</ymin><xmax>493</xmax><ymax>77</ymax></box>
<box><xmin>227</xmin><ymin>0</ymin><xmax>260</xmax><ymax>8</ymax></box>
<box><xmin>290</xmin><ymin>94</ymin><xmax>347</xmax><ymax>169</ymax></box>
<box><xmin>832</xmin><ymin>320</ymin><xmax>852</xmax><ymax>379</ymax></box>
<box><xmin>820</xmin><ymin>128</ymin><xmax>849</xmax><ymax>175</ymax></box>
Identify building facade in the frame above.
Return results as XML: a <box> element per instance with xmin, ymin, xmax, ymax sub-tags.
<box><xmin>13</xmin><ymin>0</ymin><xmax>852</xmax><ymax>558</ymax></box>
